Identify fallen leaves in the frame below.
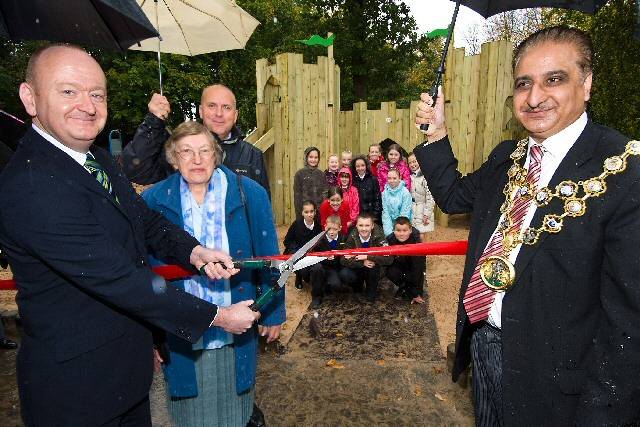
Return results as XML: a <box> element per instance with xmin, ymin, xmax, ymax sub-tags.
<box><xmin>326</xmin><ymin>359</ymin><xmax>345</xmax><ymax>369</ymax></box>
<box><xmin>375</xmin><ymin>359</ymin><xmax>386</xmax><ymax>366</ymax></box>
<box><xmin>434</xmin><ymin>392</ymin><xmax>446</xmax><ymax>401</ymax></box>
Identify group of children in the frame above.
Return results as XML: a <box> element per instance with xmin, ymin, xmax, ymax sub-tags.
<box><xmin>286</xmin><ymin>141</ymin><xmax>435</xmax><ymax>308</ymax></box>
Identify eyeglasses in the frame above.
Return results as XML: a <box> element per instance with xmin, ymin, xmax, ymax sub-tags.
<box><xmin>175</xmin><ymin>148</ymin><xmax>214</xmax><ymax>161</ymax></box>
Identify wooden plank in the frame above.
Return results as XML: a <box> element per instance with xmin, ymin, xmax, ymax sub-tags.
<box><xmin>309</xmin><ymin>64</ymin><xmax>319</xmax><ymax>158</ymax></box>
<box><xmin>482</xmin><ymin>41</ymin><xmax>500</xmax><ymax>160</ymax></box>
<box><xmin>253</xmin><ymin>127</ymin><xmax>275</xmax><ymax>151</ymax></box>
<box><xmin>451</xmin><ymin>47</ymin><xmax>465</xmax><ymax>172</ymax></box>
<box><xmin>460</xmin><ymin>54</ymin><xmax>476</xmax><ymax>175</ymax></box>
<box><xmin>285</xmin><ymin>53</ymin><xmax>298</xmax><ymax>224</ymax></box>
<box><xmin>466</xmin><ymin>54</ymin><xmax>481</xmax><ymax>171</ymax></box>
<box><xmin>409</xmin><ymin>100</ymin><xmax>422</xmax><ymax>150</ymax></box>
<box><xmin>272</xmin><ymin>101</ymin><xmax>284</xmax><ymax>225</ymax></box>
<box><xmin>489</xmin><ymin>41</ymin><xmax>507</xmax><ymax>152</ymax></box>
<box><xmin>302</xmin><ymin>64</ymin><xmax>313</xmax><ymax>165</ymax></box>
<box><xmin>292</xmin><ymin>54</ymin><xmax>305</xmax><ymax>172</ymax></box>
<box><xmin>353</xmin><ymin>102</ymin><xmax>366</xmax><ymax>156</ymax></box>
<box><xmin>333</xmin><ymin>64</ymin><xmax>340</xmax><ymax>156</ymax></box>
<box><xmin>276</xmin><ymin>53</ymin><xmax>290</xmax><ymax>225</ymax></box>
<box><xmin>255</xmin><ymin>58</ymin><xmax>268</xmax><ymax>104</ymax></box>
<box><xmin>474</xmin><ymin>41</ymin><xmax>490</xmax><ymax>168</ymax></box>
<box><xmin>317</xmin><ymin>56</ymin><xmax>328</xmax><ymax>156</ymax></box>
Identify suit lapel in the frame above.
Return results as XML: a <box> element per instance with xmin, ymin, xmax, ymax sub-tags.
<box><xmin>28</xmin><ymin>129</ymin><xmax>131</xmax><ymax>221</ymax></box>
<box><xmin>513</xmin><ymin>121</ymin><xmax>601</xmax><ymax>278</ymax></box>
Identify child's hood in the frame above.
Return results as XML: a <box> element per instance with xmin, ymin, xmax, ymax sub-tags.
<box><xmin>338</xmin><ymin>166</ymin><xmax>353</xmax><ymax>188</ymax></box>
<box><xmin>304</xmin><ymin>146</ymin><xmax>320</xmax><ymax>168</ymax></box>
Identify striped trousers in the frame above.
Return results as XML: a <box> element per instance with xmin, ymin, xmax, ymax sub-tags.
<box><xmin>470</xmin><ymin>323</ymin><xmax>504</xmax><ymax>427</ymax></box>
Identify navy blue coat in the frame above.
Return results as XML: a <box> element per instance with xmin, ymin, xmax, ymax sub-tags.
<box><xmin>142</xmin><ymin>167</ymin><xmax>284</xmax><ymax>395</ymax></box>
<box><xmin>0</xmin><ymin>128</ymin><xmax>217</xmax><ymax>426</ymax></box>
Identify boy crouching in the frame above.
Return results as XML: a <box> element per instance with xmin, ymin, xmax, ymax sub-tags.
<box><xmin>386</xmin><ymin>216</ymin><xmax>426</xmax><ymax>304</ymax></box>
<box><xmin>339</xmin><ymin>213</ymin><xmax>392</xmax><ymax>302</ymax></box>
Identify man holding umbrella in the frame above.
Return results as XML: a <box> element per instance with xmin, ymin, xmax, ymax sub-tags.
<box><xmin>415</xmin><ymin>26</ymin><xmax>640</xmax><ymax>425</ymax></box>
<box><xmin>122</xmin><ymin>87</ymin><xmax>270</xmax><ymax>198</ymax></box>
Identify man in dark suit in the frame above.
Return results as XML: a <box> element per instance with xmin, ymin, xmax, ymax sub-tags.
<box><xmin>0</xmin><ymin>44</ymin><xmax>262</xmax><ymax>426</ymax></box>
<box><xmin>415</xmin><ymin>26</ymin><xmax>640</xmax><ymax>426</ymax></box>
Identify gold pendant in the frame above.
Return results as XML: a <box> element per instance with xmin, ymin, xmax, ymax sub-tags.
<box><xmin>480</xmin><ymin>255</ymin><xmax>516</xmax><ymax>292</ymax></box>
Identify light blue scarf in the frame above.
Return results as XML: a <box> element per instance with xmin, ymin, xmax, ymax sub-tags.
<box><xmin>180</xmin><ymin>169</ymin><xmax>232</xmax><ymax>350</ymax></box>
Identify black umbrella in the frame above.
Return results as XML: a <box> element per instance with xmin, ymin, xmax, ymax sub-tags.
<box><xmin>420</xmin><ymin>0</ymin><xmax>611</xmax><ymax>131</ymax></box>
<box><xmin>0</xmin><ymin>0</ymin><xmax>159</xmax><ymax>52</ymax></box>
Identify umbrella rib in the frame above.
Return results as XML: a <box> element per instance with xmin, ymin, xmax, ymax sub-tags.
<box><xmin>178</xmin><ymin>0</ymin><xmax>245</xmax><ymax>47</ymax></box>
<box><xmin>163</xmin><ymin>0</ymin><xmax>196</xmax><ymax>55</ymax></box>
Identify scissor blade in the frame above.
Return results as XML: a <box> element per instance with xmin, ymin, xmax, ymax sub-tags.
<box><xmin>289</xmin><ymin>231</ymin><xmax>326</xmax><ymax>266</ymax></box>
<box><xmin>277</xmin><ymin>231</ymin><xmax>326</xmax><ymax>289</ymax></box>
<box><xmin>293</xmin><ymin>256</ymin><xmax>327</xmax><ymax>271</ymax></box>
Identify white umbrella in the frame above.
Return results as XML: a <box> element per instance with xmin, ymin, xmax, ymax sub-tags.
<box><xmin>129</xmin><ymin>0</ymin><xmax>260</xmax><ymax>91</ymax></box>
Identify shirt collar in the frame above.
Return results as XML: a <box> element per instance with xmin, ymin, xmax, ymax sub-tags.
<box><xmin>528</xmin><ymin>112</ymin><xmax>587</xmax><ymax>160</ymax></box>
<box><xmin>359</xmin><ymin>235</ymin><xmax>371</xmax><ymax>243</ymax></box>
<box><xmin>304</xmin><ymin>220</ymin><xmax>314</xmax><ymax>230</ymax></box>
<box><xmin>32</xmin><ymin>124</ymin><xmax>90</xmax><ymax>166</ymax></box>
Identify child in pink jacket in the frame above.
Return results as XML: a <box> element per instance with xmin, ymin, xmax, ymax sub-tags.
<box><xmin>377</xmin><ymin>143</ymin><xmax>411</xmax><ymax>193</ymax></box>
<box><xmin>338</xmin><ymin>167</ymin><xmax>360</xmax><ymax>227</ymax></box>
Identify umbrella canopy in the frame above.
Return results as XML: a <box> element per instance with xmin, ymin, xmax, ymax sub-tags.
<box><xmin>0</xmin><ymin>0</ymin><xmax>159</xmax><ymax>51</ymax></box>
<box><xmin>459</xmin><ymin>0</ymin><xmax>610</xmax><ymax>18</ymax></box>
<box><xmin>130</xmin><ymin>0</ymin><xmax>260</xmax><ymax>56</ymax></box>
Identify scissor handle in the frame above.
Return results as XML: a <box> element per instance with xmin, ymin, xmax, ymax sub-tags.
<box><xmin>250</xmin><ymin>286</ymin><xmax>277</xmax><ymax>312</ymax></box>
<box><xmin>199</xmin><ymin>260</ymin><xmax>270</xmax><ymax>276</ymax></box>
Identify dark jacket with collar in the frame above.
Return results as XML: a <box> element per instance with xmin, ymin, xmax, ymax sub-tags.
<box><xmin>414</xmin><ymin>121</ymin><xmax>640</xmax><ymax>426</ymax></box>
<box><xmin>283</xmin><ymin>217</ymin><xmax>322</xmax><ymax>254</ymax></box>
<box><xmin>340</xmin><ymin>224</ymin><xmax>392</xmax><ymax>268</ymax></box>
<box><xmin>386</xmin><ymin>227</ymin><xmax>425</xmax><ymax>284</ymax></box>
<box><xmin>350</xmin><ymin>157</ymin><xmax>382</xmax><ymax>221</ymax></box>
<box><xmin>122</xmin><ymin>113</ymin><xmax>270</xmax><ymax>197</ymax></box>
<box><xmin>0</xmin><ymin>127</ymin><xmax>216</xmax><ymax>425</ymax></box>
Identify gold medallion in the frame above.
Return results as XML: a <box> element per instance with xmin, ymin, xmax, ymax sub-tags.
<box><xmin>480</xmin><ymin>255</ymin><xmax>516</xmax><ymax>292</ymax></box>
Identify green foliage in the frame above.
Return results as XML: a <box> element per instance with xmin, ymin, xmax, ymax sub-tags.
<box><xmin>297</xmin><ymin>0</ymin><xmax>434</xmax><ymax>109</ymax></box>
<box><xmin>0</xmin><ymin>40</ymin><xmax>47</xmax><ymax>122</ymax></box>
<box><xmin>0</xmin><ymin>0</ymin><xmax>442</xmax><ymax>139</ymax></box>
<box><xmin>544</xmin><ymin>0</ymin><xmax>640</xmax><ymax>138</ymax></box>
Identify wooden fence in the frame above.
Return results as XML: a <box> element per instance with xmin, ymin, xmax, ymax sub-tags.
<box><xmin>250</xmin><ymin>40</ymin><xmax>526</xmax><ymax>226</ymax></box>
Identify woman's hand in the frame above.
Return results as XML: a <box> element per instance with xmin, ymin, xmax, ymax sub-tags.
<box><xmin>258</xmin><ymin>325</ymin><xmax>282</xmax><ymax>343</ymax></box>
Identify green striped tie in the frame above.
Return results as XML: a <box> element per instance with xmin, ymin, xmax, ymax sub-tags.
<box><xmin>84</xmin><ymin>153</ymin><xmax>118</xmax><ymax>203</ymax></box>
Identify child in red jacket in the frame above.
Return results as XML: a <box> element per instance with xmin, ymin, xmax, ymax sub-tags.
<box><xmin>319</xmin><ymin>187</ymin><xmax>351</xmax><ymax>235</ymax></box>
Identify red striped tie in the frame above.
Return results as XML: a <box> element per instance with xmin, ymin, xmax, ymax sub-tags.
<box><xmin>463</xmin><ymin>145</ymin><xmax>543</xmax><ymax>324</ymax></box>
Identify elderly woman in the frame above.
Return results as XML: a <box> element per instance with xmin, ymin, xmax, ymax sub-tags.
<box><xmin>142</xmin><ymin>121</ymin><xmax>284</xmax><ymax>427</ymax></box>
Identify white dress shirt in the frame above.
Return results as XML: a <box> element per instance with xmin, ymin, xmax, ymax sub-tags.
<box><xmin>32</xmin><ymin>124</ymin><xmax>94</xmax><ymax>171</ymax></box>
<box><xmin>487</xmin><ymin>112</ymin><xmax>588</xmax><ymax>328</ymax></box>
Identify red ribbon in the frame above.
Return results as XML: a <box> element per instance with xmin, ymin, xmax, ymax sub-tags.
<box><xmin>0</xmin><ymin>240</ymin><xmax>468</xmax><ymax>291</ymax></box>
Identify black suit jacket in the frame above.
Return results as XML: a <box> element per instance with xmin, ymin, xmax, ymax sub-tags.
<box><xmin>414</xmin><ymin>121</ymin><xmax>640</xmax><ymax>426</ymax></box>
<box><xmin>0</xmin><ymin>128</ymin><xmax>217</xmax><ymax>426</ymax></box>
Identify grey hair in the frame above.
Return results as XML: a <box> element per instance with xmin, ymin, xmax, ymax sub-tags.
<box><xmin>164</xmin><ymin>121</ymin><xmax>222</xmax><ymax>168</ymax></box>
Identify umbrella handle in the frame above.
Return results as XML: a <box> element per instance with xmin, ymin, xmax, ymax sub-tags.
<box><xmin>419</xmin><ymin>0</ymin><xmax>461</xmax><ymax>133</ymax></box>
<box><xmin>154</xmin><ymin>0</ymin><xmax>163</xmax><ymax>95</ymax></box>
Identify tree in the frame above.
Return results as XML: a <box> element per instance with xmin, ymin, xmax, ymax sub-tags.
<box><xmin>296</xmin><ymin>0</ymin><xmax>431</xmax><ymax>108</ymax></box>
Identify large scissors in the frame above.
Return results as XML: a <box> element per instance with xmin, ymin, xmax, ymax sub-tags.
<box><xmin>200</xmin><ymin>230</ymin><xmax>326</xmax><ymax>312</ymax></box>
